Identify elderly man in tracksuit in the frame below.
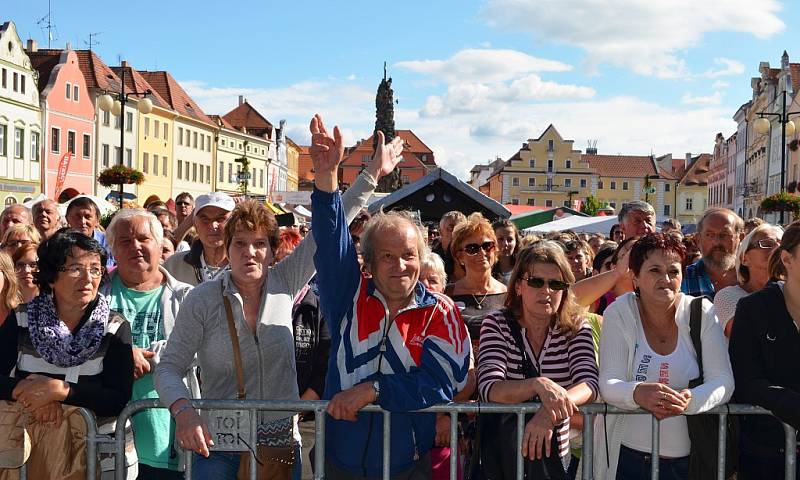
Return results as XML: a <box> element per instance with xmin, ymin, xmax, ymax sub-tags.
<box><xmin>310</xmin><ymin>116</ymin><xmax>470</xmax><ymax>479</ymax></box>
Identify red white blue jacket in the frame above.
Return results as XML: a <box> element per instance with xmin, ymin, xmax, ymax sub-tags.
<box><xmin>311</xmin><ymin>186</ymin><xmax>470</xmax><ymax>477</ymax></box>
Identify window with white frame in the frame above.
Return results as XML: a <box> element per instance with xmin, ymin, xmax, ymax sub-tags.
<box><xmin>51</xmin><ymin>128</ymin><xmax>60</xmax><ymax>153</ymax></box>
<box><xmin>610</xmin><ymin>181</ymin><xmax>616</xmax><ymax>190</ymax></box>
<box><xmin>12</xmin><ymin>72</ymin><xmax>17</xmax><ymax>92</ymax></box>
<box><xmin>144</xmin><ymin>118</ymin><xmax>150</xmax><ymax>136</ymax></box>
<box><xmin>206</xmin><ymin>165</ymin><xmax>210</xmax><ymax>183</ymax></box>
<box><xmin>622</xmin><ymin>181</ymin><xmax>629</xmax><ymax>190</ymax></box>
<box><xmin>686</xmin><ymin>197</ymin><xmax>693</xmax><ymax>211</ymax></box>
<box><xmin>154</xmin><ymin>120</ymin><xmax>160</xmax><ymax>139</ymax></box>
<box><xmin>30</xmin><ymin>131</ymin><xmax>39</xmax><ymax>162</ymax></box>
<box><xmin>527</xmin><ymin>198</ymin><xmax>535</xmax><ymax>206</ymax></box>
<box><xmin>564</xmin><ymin>178</ymin><xmax>572</xmax><ymax>187</ymax></box>
<box><xmin>664</xmin><ymin>205</ymin><xmax>671</xmax><ymax>216</ymax></box>
<box><xmin>0</xmin><ymin>125</ymin><xmax>5</xmax><ymax>156</ymax></box>
<box><xmin>177</xmin><ymin>160</ymin><xmax>182</xmax><ymax>180</ymax></box>
<box><xmin>65</xmin><ymin>82</ymin><xmax>71</xmax><ymax>99</ymax></box>
<box><xmin>14</xmin><ymin>128</ymin><xmax>22</xmax><ymax>158</ymax></box>
<box><xmin>192</xmin><ymin>163</ymin><xmax>197</xmax><ymax>182</ymax></box>
<box><xmin>82</xmin><ymin>134</ymin><xmax>90</xmax><ymax>159</ymax></box>
<box><xmin>545</xmin><ymin>199</ymin><xmax>553</xmax><ymax>207</ymax></box>
<box><xmin>529</xmin><ymin>159</ymin><xmax>535</xmax><ymax>168</ymax></box>
<box><xmin>20</xmin><ymin>75</ymin><xmax>24</xmax><ymax>94</ymax></box>
<box><xmin>164</xmin><ymin>157</ymin><xmax>168</xmax><ymax>177</ymax></box>
<box><xmin>200</xmin><ymin>135</ymin><xmax>205</xmax><ymax>151</ymax></box>
<box><xmin>142</xmin><ymin>152</ymin><xmax>149</xmax><ymax>173</ymax></box>
<box><xmin>126</xmin><ymin>112</ymin><xmax>133</xmax><ymax>132</ymax></box>
<box><xmin>163</xmin><ymin>123</ymin><xmax>168</xmax><ymax>141</ymax></box>
<box><xmin>73</xmin><ymin>85</ymin><xmax>79</xmax><ymax>102</ymax></box>
<box><xmin>126</xmin><ymin>149</ymin><xmax>132</xmax><ymax>167</ymax></box>
<box><xmin>580</xmin><ymin>178</ymin><xmax>586</xmax><ymax>188</ymax></box>
<box><xmin>528</xmin><ymin>177</ymin><xmax>535</xmax><ymax>187</ymax></box>
<box><xmin>153</xmin><ymin>155</ymin><xmax>158</xmax><ymax>175</ymax></box>
<box><xmin>511</xmin><ymin>198</ymin><xmax>519</xmax><ymax>205</ymax></box>
<box><xmin>67</xmin><ymin>131</ymin><xmax>76</xmax><ymax>155</ymax></box>
<box><xmin>178</xmin><ymin>127</ymin><xmax>183</xmax><ymax>145</ymax></box>
<box><xmin>193</xmin><ymin>132</ymin><xmax>198</xmax><ymax>149</ymax></box>
<box><xmin>512</xmin><ymin>177</ymin><xmax>519</xmax><ymax>187</ymax></box>
<box><xmin>102</xmin><ymin>144</ymin><xmax>109</xmax><ymax>167</ymax></box>
<box><xmin>566</xmin><ymin>159</ymin><xmax>572</xmax><ymax>169</ymax></box>
<box><xmin>103</xmin><ymin>110</ymin><xmax>110</xmax><ymax>126</ymax></box>
<box><xmin>218</xmin><ymin>161</ymin><xmax>224</xmax><ymax>182</ymax></box>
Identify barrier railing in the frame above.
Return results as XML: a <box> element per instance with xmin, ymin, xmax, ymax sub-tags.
<box><xmin>111</xmin><ymin>399</ymin><xmax>797</xmax><ymax>480</ymax></box>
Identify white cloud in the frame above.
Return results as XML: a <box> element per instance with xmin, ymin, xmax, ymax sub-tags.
<box><xmin>712</xmin><ymin>80</ymin><xmax>730</xmax><ymax>89</ymax></box>
<box><xmin>481</xmin><ymin>0</ymin><xmax>784</xmax><ymax>78</ymax></box>
<box><xmin>682</xmin><ymin>91</ymin><xmax>724</xmax><ymax>105</ymax></box>
<box><xmin>395</xmin><ymin>48</ymin><xmax>572</xmax><ymax>84</ymax></box>
<box><xmin>702</xmin><ymin>58</ymin><xmax>745</xmax><ymax>78</ymax></box>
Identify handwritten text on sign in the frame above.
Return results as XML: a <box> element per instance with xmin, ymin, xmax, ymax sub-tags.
<box><xmin>207</xmin><ymin>409</ymin><xmax>252</xmax><ymax>451</ymax></box>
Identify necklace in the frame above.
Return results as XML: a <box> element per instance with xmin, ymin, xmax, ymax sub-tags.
<box><xmin>471</xmin><ymin>292</ymin><xmax>490</xmax><ymax>310</ymax></box>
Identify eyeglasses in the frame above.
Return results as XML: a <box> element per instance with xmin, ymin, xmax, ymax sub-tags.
<box><xmin>3</xmin><ymin>239</ymin><xmax>33</xmax><ymax>249</ymax></box>
<box><xmin>14</xmin><ymin>262</ymin><xmax>38</xmax><ymax>273</ymax></box>
<box><xmin>462</xmin><ymin>241</ymin><xmax>496</xmax><ymax>255</ymax></box>
<box><xmin>521</xmin><ymin>276</ymin><xmax>570</xmax><ymax>291</ymax></box>
<box><xmin>57</xmin><ymin>265</ymin><xmax>104</xmax><ymax>279</ymax></box>
<box><xmin>750</xmin><ymin>238</ymin><xmax>780</xmax><ymax>250</ymax></box>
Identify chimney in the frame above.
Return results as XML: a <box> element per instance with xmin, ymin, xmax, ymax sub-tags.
<box><xmin>238</xmin><ymin>95</ymin><xmax>244</xmax><ymax>106</ymax></box>
<box><xmin>121</xmin><ymin>60</ymin><xmax>129</xmax><ymax>68</ymax></box>
<box><xmin>26</xmin><ymin>39</ymin><xmax>37</xmax><ymax>53</ymax></box>
<box><xmin>65</xmin><ymin>41</ymin><xmax>71</xmax><ymax>50</ymax></box>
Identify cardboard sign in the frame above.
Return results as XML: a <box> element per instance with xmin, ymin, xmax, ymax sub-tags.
<box><xmin>207</xmin><ymin>409</ymin><xmax>252</xmax><ymax>452</ymax></box>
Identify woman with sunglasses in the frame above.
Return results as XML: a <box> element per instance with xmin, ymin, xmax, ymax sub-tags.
<box><xmin>446</xmin><ymin>213</ymin><xmax>507</xmax><ymax>342</ymax></box>
<box><xmin>597</xmin><ymin>233</ymin><xmax>733</xmax><ymax>480</ymax></box>
<box><xmin>713</xmin><ymin>223</ymin><xmax>782</xmax><ymax>337</ymax></box>
<box><xmin>477</xmin><ymin>241</ymin><xmax>598</xmax><ymax>479</ymax></box>
<box><xmin>12</xmin><ymin>243</ymin><xmax>39</xmax><ymax>303</ymax></box>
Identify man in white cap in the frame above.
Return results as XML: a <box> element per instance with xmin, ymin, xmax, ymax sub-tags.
<box><xmin>163</xmin><ymin>192</ymin><xmax>235</xmax><ymax>286</ymax></box>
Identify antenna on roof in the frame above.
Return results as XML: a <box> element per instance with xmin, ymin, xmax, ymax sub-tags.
<box><xmin>84</xmin><ymin>32</ymin><xmax>102</xmax><ymax>51</ymax></box>
<box><xmin>36</xmin><ymin>0</ymin><xmax>58</xmax><ymax>48</ymax></box>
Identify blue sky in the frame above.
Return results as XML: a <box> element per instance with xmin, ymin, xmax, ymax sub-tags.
<box><xmin>6</xmin><ymin>0</ymin><xmax>800</xmax><ymax>179</ymax></box>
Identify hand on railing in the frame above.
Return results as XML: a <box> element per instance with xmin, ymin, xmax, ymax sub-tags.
<box><xmin>172</xmin><ymin>399</ymin><xmax>214</xmax><ymax>457</ymax></box>
<box><xmin>530</xmin><ymin>377</ymin><xmax>578</xmax><ymax>423</ymax></box>
<box><xmin>327</xmin><ymin>381</ymin><xmax>376</xmax><ymax>421</ymax></box>
<box><xmin>633</xmin><ymin>383</ymin><xmax>691</xmax><ymax>420</ymax></box>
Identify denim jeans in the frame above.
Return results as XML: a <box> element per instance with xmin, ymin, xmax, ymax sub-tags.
<box><xmin>192</xmin><ymin>451</ymin><xmax>241</xmax><ymax>480</ymax></box>
<box><xmin>616</xmin><ymin>445</ymin><xmax>688</xmax><ymax>480</ymax></box>
<box><xmin>738</xmin><ymin>451</ymin><xmax>800</xmax><ymax>480</ymax></box>
<box><xmin>292</xmin><ymin>443</ymin><xmax>302</xmax><ymax>480</ymax></box>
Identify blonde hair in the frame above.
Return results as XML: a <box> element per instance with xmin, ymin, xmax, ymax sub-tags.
<box><xmin>0</xmin><ymin>251</ymin><xmax>20</xmax><ymax>310</ymax></box>
<box><xmin>2</xmin><ymin>224</ymin><xmax>41</xmax><ymax>247</ymax></box>
<box><xmin>420</xmin><ymin>252</ymin><xmax>447</xmax><ymax>285</ymax></box>
<box><xmin>504</xmin><ymin>241</ymin><xmax>583</xmax><ymax>338</ymax></box>
<box><xmin>736</xmin><ymin>223</ymin><xmax>783</xmax><ymax>283</ymax></box>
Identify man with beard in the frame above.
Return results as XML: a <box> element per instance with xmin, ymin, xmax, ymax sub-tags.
<box><xmin>681</xmin><ymin>207</ymin><xmax>742</xmax><ymax>299</ymax></box>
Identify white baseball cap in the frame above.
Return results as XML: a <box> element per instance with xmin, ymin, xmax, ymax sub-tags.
<box><xmin>194</xmin><ymin>192</ymin><xmax>235</xmax><ymax>215</ymax></box>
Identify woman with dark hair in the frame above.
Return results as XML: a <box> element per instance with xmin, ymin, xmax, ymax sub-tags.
<box><xmin>597</xmin><ymin>233</ymin><xmax>733</xmax><ymax>480</ymax></box>
<box><xmin>0</xmin><ymin>231</ymin><xmax>134</xmax><ymax>478</ymax></box>
<box><xmin>492</xmin><ymin>219</ymin><xmax>522</xmax><ymax>284</ymax></box>
<box><xmin>729</xmin><ymin>222</ymin><xmax>800</xmax><ymax>479</ymax></box>
<box><xmin>12</xmin><ymin>243</ymin><xmax>39</xmax><ymax>303</ymax></box>
<box><xmin>478</xmin><ymin>241</ymin><xmax>598</xmax><ymax>479</ymax></box>
<box><xmin>609</xmin><ymin>224</ymin><xmax>623</xmax><ymax>243</ymax></box>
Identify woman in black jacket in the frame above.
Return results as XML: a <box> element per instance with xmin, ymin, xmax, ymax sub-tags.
<box><xmin>729</xmin><ymin>222</ymin><xmax>800</xmax><ymax>479</ymax></box>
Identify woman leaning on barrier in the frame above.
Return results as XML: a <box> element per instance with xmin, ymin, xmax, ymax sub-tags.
<box><xmin>597</xmin><ymin>233</ymin><xmax>734</xmax><ymax>480</ymax></box>
<box><xmin>155</xmin><ymin>114</ymin><xmax>380</xmax><ymax>480</ymax></box>
<box><xmin>477</xmin><ymin>241</ymin><xmax>599</xmax><ymax>480</ymax></box>
<box><xmin>729</xmin><ymin>222</ymin><xmax>800</xmax><ymax>479</ymax></box>
<box><xmin>0</xmin><ymin>231</ymin><xmax>134</xmax><ymax>479</ymax></box>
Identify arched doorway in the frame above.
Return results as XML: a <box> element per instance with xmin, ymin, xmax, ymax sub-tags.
<box><xmin>4</xmin><ymin>196</ymin><xmax>17</xmax><ymax>206</ymax></box>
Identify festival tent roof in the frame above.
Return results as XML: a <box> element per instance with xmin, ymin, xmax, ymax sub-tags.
<box><xmin>510</xmin><ymin>207</ymin><xmax>587</xmax><ymax>230</ymax></box>
<box><xmin>522</xmin><ymin>214</ymin><xmax>618</xmax><ymax>235</ymax></box>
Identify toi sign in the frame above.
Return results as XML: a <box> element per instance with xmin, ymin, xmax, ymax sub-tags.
<box><xmin>207</xmin><ymin>409</ymin><xmax>252</xmax><ymax>451</ymax></box>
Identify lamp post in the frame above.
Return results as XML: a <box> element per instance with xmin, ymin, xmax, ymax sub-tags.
<box><xmin>643</xmin><ymin>175</ymin><xmax>658</xmax><ymax>205</ymax></box>
<box><xmin>753</xmin><ymin>89</ymin><xmax>800</xmax><ymax>223</ymax></box>
<box><xmin>235</xmin><ymin>140</ymin><xmax>250</xmax><ymax>199</ymax></box>
<box><xmin>96</xmin><ymin>66</ymin><xmax>153</xmax><ymax>206</ymax></box>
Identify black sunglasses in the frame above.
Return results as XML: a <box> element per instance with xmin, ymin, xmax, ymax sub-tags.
<box><xmin>522</xmin><ymin>276</ymin><xmax>570</xmax><ymax>291</ymax></box>
<box><xmin>463</xmin><ymin>241</ymin><xmax>496</xmax><ymax>255</ymax></box>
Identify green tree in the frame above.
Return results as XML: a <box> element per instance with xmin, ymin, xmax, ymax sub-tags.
<box><xmin>581</xmin><ymin>194</ymin><xmax>605</xmax><ymax>216</ymax></box>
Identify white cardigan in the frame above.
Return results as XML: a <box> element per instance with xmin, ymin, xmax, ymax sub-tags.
<box><xmin>593</xmin><ymin>292</ymin><xmax>734</xmax><ymax>479</ymax></box>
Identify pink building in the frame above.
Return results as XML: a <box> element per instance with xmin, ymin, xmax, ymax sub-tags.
<box><xmin>29</xmin><ymin>48</ymin><xmax>96</xmax><ymax>200</ymax></box>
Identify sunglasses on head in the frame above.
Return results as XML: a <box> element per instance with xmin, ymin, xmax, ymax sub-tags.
<box><xmin>522</xmin><ymin>276</ymin><xmax>570</xmax><ymax>291</ymax></box>
<box><xmin>463</xmin><ymin>241</ymin><xmax>496</xmax><ymax>255</ymax></box>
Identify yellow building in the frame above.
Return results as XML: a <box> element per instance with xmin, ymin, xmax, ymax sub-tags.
<box><xmin>675</xmin><ymin>154</ymin><xmax>711</xmax><ymax>225</ymax></box>
<box><xmin>286</xmin><ymin>137</ymin><xmax>300</xmax><ymax>191</ymax></box>
<box><xmin>211</xmin><ymin>115</ymin><xmax>271</xmax><ymax>199</ymax></box>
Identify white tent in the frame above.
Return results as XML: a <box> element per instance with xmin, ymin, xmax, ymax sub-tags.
<box><xmin>523</xmin><ymin>215</ymin><xmax>617</xmax><ymax>234</ymax></box>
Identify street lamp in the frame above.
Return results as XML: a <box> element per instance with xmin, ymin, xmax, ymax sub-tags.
<box><xmin>235</xmin><ymin>140</ymin><xmax>250</xmax><ymax>198</ymax></box>
<box><xmin>97</xmin><ymin>66</ymin><xmax>153</xmax><ymax>206</ymax></box>
<box><xmin>753</xmin><ymin>89</ymin><xmax>800</xmax><ymax>223</ymax></box>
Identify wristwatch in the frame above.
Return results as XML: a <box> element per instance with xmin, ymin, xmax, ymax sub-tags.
<box><xmin>372</xmin><ymin>380</ymin><xmax>381</xmax><ymax>402</ymax></box>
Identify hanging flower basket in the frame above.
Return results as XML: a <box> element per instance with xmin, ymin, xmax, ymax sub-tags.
<box><xmin>761</xmin><ymin>191</ymin><xmax>800</xmax><ymax>215</ymax></box>
<box><xmin>97</xmin><ymin>165</ymin><xmax>145</xmax><ymax>187</ymax></box>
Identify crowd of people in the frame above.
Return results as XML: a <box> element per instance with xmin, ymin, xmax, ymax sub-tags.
<box><xmin>0</xmin><ymin>114</ymin><xmax>797</xmax><ymax>480</ymax></box>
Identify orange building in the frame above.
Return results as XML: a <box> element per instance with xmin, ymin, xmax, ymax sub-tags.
<box><xmin>339</xmin><ymin>130</ymin><xmax>436</xmax><ymax>188</ymax></box>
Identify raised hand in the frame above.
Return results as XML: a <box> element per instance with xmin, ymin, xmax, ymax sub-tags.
<box><xmin>365</xmin><ymin>130</ymin><xmax>404</xmax><ymax>180</ymax></box>
<box><xmin>309</xmin><ymin>114</ymin><xmax>344</xmax><ymax>193</ymax></box>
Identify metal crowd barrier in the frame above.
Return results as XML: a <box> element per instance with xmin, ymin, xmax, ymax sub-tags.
<box><xmin>112</xmin><ymin>399</ymin><xmax>798</xmax><ymax>480</ymax></box>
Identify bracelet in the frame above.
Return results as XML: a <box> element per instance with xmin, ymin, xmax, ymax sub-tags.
<box><xmin>172</xmin><ymin>403</ymin><xmax>194</xmax><ymax>418</ymax></box>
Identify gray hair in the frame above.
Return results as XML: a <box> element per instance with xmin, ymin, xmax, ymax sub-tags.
<box><xmin>618</xmin><ymin>200</ymin><xmax>655</xmax><ymax>223</ymax></box>
<box><xmin>361</xmin><ymin>210</ymin><xmax>428</xmax><ymax>268</ymax></box>
<box><xmin>697</xmin><ymin>207</ymin><xmax>743</xmax><ymax>234</ymax></box>
<box><xmin>106</xmin><ymin>208</ymin><xmax>164</xmax><ymax>253</ymax></box>
<box><xmin>735</xmin><ymin>223</ymin><xmax>783</xmax><ymax>284</ymax></box>
<box><xmin>421</xmin><ymin>252</ymin><xmax>447</xmax><ymax>285</ymax></box>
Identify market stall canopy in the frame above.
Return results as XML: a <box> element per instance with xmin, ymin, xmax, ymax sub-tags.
<box><xmin>510</xmin><ymin>206</ymin><xmax>587</xmax><ymax>230</ymax></box>
<box><xmin>522</xmin><ymin>214</ymin><xmax>618</xmax><ymax>235</ymax></box>
<box><xmin>367</xmin><ymin>168</ymin><xmax>509</xmax><ymax>223</ymax></box>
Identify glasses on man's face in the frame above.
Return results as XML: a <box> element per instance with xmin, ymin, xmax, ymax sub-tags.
<box><xmin>462</xmin><ymin>241</ymin><xmax>496</xmax><ymax>256</ymax></box>
<box><xmin>176</xmin><ymin>201</ymin><xmax>192</xmax><ymax>207</ymax></box>
<box><xmin>57</xmin><ymin>265</ymin><xmax>104</xmax><ymax>279</ymax></box>
<box><xmin>522</xmin><ymin>276</ymin><xmax>570</xmax><ymax>291</ymax></box>
<box><xmin>14</xmin><ymin>262</ymin><xmax>38</xmax><ymax>273</ymax></box>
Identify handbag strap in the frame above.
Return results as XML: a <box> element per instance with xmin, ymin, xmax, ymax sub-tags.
<box><xmin>689</xmin><ymin>296</ymin><xmax>705</xmax><ymax>382</ymax></box>
<box><xmin>222</xmin><ymin>282</ymin><xmax>246</xmax><ymax>400</ymax></box>
<box><xmin>502</xmin><ymin>309</ymin><xmax>541</xmax><ymax>380</ymax></box>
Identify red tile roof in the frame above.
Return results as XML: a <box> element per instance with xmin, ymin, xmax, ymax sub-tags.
<box><xmin>109</xmin><ymin>65</ymin><xmax>170</xmax><ymax>110</ymax></box>
<box><xmin>27</xmin><ymin>49</ymin><xmax>61</xmax><ymax>92</ymax></box>
<box><xmin>74</xmin><ymin>50</ymin><xmax>121</xmax><ymax>92</ymax></box>
<box><xmin>584</xmin><ymin>154</ymin><xmax>658</xmax><ymax>178</ymax></box>
<box><xmin>222</xmin><ymin>101</ymin><xmax>274</xmax><ymax>138</ymax></box>
<box><xmin>679</xmin><ymin>154</ymin><xmax>712</xmax><ymax>186</ymax></box>
<box><xmin>208</xmin><ymin>114</ymin><xmax>236</xmax><ymax>131</ymax></box>
<box><xmin>298</xmin><ymin>145</ymin><xmax>313</xmax><ymax>182</ymax></box>
<box><xmin>140</xmin><ymin>71</ymin><xmax>215</xmax><ymax>127</ymax></box>
<box><xmin>343</xmin><ymin>130</ymin><xmax>436</xmax><ymax>166</ymax></box>
<box><xmin>791</xmin><ymin>63</ymin><xmax>800</xmax><ymax>95</ymax></box>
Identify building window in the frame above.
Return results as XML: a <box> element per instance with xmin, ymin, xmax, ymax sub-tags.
<box><xmin>580</xmin><ymin>178</ymin><xmax>586</xmax><ymax>188</ymax></box>
<box><xmin>4</xmin><ymin>197</ymin><xmax>16</xmax><ymax>206</ymax></box>
<box><xmin>529</xmin><ymin>159</ymin><xmax>535</xmax><ymax>168</ymax></box>
<box><xmin>200</xmin><ymin>135</ymin><xmax>205</xmax><ymax>151</ymax></box>
<box><xmin>144</xmin><ymin>118</ymin><xmax>150</xmax><ymax>136</ymax></box>
<box><xmin>1</xmin><ymin>69</ymin><xmax>5</xmax><ymax>88</ymax></box>
<box><xmin>664</xmin><ymin>205</ymin><xmax>671</xmax><ymax>216</ymax></box>
<box><xmin>610</xmin><ymin>181</ymin><xmax>616</xmax><ymax>190</ymax></box>
<box><xmin>547</xmin><ymin>140</ymin><xmax>554</xmax><ymax>151</ymax></box>
<box><xmin>103</xmin><ymin>110</ymin><xmax>110</xmax><ymax>126</ymax></box>
<box><xmin>142</xmin><ymin>152</ymin><xmax>149</xmax><ymax>173</ymax></box>
<box><xmin>30</xmin><ymin>131</ymin><xmax>39</xmax><ymax>161</ymax></box>
<box><xmin>547</xmin><ymin>159</ymin><xmax>553</xmax><ymax>172</ymax></box>
<box><xmin>73</xmin><ymin>85</ymin><xmax>79</xmax><ymax>102</ymax></box>
<box><xmin>665</xmin><ymin>183</ymin><xmax>671</xmax><ymax>192</ymax></box>
<box><xmin>114</xmin><ymin>147</ymin><xmax>121</xmax><ymax>164</ymax></box>
<box><xmin>67</xmin><ymin>131</ymin><xmax>76</xmax><ymax>155</ymax></box>
<box><xmin>206</xmin><ymin>165</ymin><xmax>210</xmax><ymax>183</ymax></box>
<box><xmin>178</xmin><ymin>128</ymin><xmax>183</xmax><ymax>145</ymax></box>
<box><xmin>65</xmin><ymin>82</ymin><xmax>71</xmax><ymax>99</ymax></box>
<box><xmin>154</xmin><ymin>120</ymin><xmax>160</xmax><ymax>139</ymax></box>
<box><xmin>622</xmin><ymin>181</ymin><xmax>629</xmax><ymax>190</ymax></box>
<box><xmin>228</xmin><ymin>163</ymin><xmax>232</xmax><ymax>182</ymax></box>
<box><xmin>51</xmin><ymin>128</ymin><xmax>60</xmax><ymax>153</ymax></box>
<box><xmin>102</xmin><ymin>144</ymin><xmax>109</xmax><ymax>167</ymax></box>
<box><xmin>163</xmin><ymin>124</ymin><xmax>168</xmax><ymax>141</ymax></box>
<box><xmin>566</xmin><ymin>159</ymin><xmax>572</xmax><ymax>169</ymax></box>
<box><xmin>199</xmin><ymin>163</ymin><xmax>204</xmax><ymax>183</ymax></box>
<box><xmin>177</xmin><ymin>160</ymin><xmax>182</xmax><ymax>180</ymax></box>
<box><xmin>610</xmin><ymin>202</ymin><xmax>616</xmax><ymax>209</ymax></box>
<box><xmin>564</xmin><ymin>178</ymin><xmax>572</xmax><ymax>187</ymax></box>
<box><xmin>0</xmin><ymin>125</ymin><xmax>5</xmax><ymax>156</ymax></box>
<box><xmin>164</xmin><ymin>157</ymin><xmax>168</xmax><ymax>177</ymax></box>
<box><xmin>527</xmin><ymin>198</ymin><xmax>535</xmax><ymax>206</ymax></box>
<box><xmin>207</xmin><ymin>137</ymin><xmax>211</xmax><ymax>152</ymax></box>
<box><xmin>126</xmin><ymin>112</ymin><xmax>133</xmax><ymax>132</ymax></box>
<box><xmin>528</xmin><ymin>177</ymin><xmax>535</xmax><ymax>187</ymax></box>
<box><xmin>598</xmin><ymin>180</ymin><xmax>604</xmax><ymax>189</ymax></box>
<box><xmin>153</xmin><ymin>154</ymin><xmax>158</xmax><ymax>175</ymax></box>
<box><xmin>126</xmin><ymin>149</ymin><xmax>132</xmax><ymax>167</ymax></box>
<box><xmin>511</xmin><ymin>198</ymin><xmax>519</xmax><ymax>205</ymax></box>
<box><xmin>82</xmin><ymin>134</ymin><xmax>90</xmax><ymax>158</ymax></box>
<box><xmin>511</xmin><ymin>177</ymin><xmax>519</xmax><ymax>187</ymax></box>
<box><xmin>193</xmin><ymin>132</ymin><xmax>198</xmax><ymax>148</ymax></box>
<box><xmin>686</xmin><ymin>197</ymin><xmax>693</xmax><ymax>211</ymax></box>
<box><xmin>192</xmin><ymin>163</ymin><xmax>198</xmax><ymax>182</ymax></box>
<box><xmin>545</xmin><ymin>199</ymin><xmax>553</xmax><ymax>207</ymax></box>
<box><xmin>14</xmin><ymin>128</ymin><xmax>23</xmax><ymax>158</ymax></box>
<box><xmin>218</xmin><ymin>161</ymin><xmax>224</xmax><ymax>182</ymax></box>
<box><xmin>20</xmin><ymin>75</ymin><xmax>24</xmax><ymax>94</ymax></box>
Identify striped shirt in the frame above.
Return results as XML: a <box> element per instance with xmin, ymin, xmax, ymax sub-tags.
<box><xmin>477</xmin><ymin>309</ymin><xmax>599</xmax><ymax>458</ymax></box>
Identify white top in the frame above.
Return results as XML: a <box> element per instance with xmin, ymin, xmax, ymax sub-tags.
<box><xmin>621</xmin><ymin>320</ymin><xmax>699</xmax><ymax>457</ymax></box>
<box><xmin>713</xmin><ymin>284</ymin><xmax>748</xmax><ymax>334</ymax></box>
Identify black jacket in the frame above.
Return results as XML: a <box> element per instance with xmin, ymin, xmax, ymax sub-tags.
<box><xmin>293</xmin><ymin>287</ymin><xmax>330</xmax><ymax>398</ymax></box>
<box><xmin>729</xmin><ymin>282</ymin><xmax>800</xmax><ymax>456</ymax></box>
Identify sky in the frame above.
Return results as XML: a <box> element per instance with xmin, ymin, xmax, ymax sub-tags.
<box><xmin>6</xmin><ymin>0</ymin><xmax>800</xmax><ymax>180</ymax></box>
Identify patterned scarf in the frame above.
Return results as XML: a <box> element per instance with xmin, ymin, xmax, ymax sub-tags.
<box><xmin>26</xmin><ymin>293</ymin><xmax>110</xmax><ymax>368</ymax></box>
